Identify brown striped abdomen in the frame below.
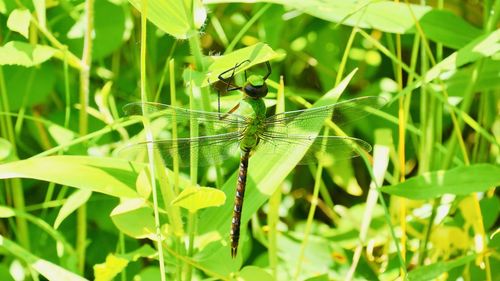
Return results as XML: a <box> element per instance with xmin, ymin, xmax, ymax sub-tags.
<box><xmin>230</xmin><ymin>149</ymin><xmax>250</xmax><ymax>258</ymax></box>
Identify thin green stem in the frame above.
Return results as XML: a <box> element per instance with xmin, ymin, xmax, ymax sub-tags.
<box><xmin>76</xmin><ymin>0</ymin><xmax>94</xmax><ymax>273</ymax></box>
<box><xmin>0</xmin><ymin>67</ymin><xmax>30</xmax><ymax>251</ymax></box>
<box><xmin>267</xmin><ymin>76</ymin><xmax>285</xmax><ymax>279</ymax></box>
<box><xmin>225</xmin><ymin>3</ymin><xmax>272</xmax><ymax>54</ymax></box>
<box><xmin>138</xmin><ymin>1</ymin><xmax>166</xmax><ymax>280</ymax></box>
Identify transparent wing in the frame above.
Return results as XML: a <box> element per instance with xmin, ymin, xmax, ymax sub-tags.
<box><xmin>119</xmin><ymin>132</ymin><xmax>241</xmax><ymax>167</ymax></box>
<box><xmin>124</xmin><ymin>102</ymin><xmax>248</xmax><ymax>136</ymax></box>
<box><xmin>257</xmin><ymin>135</ymin><xmax>371</xmax><ymax>165</ymax></box>
<box><xmin>122</xmin><ymin>102</ymin><xmax>247</xmax><ymax>166</ymax></box>
<box><xmin>264</xmin><ymin>96</ymin><xmax>386</xmax><ymax>136</ymax></box>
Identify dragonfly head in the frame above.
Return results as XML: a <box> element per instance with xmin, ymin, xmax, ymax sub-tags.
<box><xmin>243</xmin><ymin>75</ymin><xmax>268</xmax><ymax>98</ymax></box>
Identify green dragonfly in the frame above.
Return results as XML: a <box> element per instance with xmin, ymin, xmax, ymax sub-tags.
<box><xmin>123</xmin><ymin>61</ymin><xmax>383</xmax><ymax>258</ymax></box>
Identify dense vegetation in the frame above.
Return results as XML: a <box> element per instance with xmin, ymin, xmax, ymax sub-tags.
<box><xmin>0</xmin><ymin>0</ymin><xmax>499</xmax><ymax>280</ymax></box>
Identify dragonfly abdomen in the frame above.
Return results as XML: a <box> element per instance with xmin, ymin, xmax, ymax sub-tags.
<box><xmin>231</xmin><ymin>149</ymin><xmax>251</xmax><ymax>258</ymax></box>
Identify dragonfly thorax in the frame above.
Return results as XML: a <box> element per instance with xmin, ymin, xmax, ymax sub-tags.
<box><xmin>243</xmin><ymin>75</ymin><xmax>268</xmax><ymax>99</ymax></box>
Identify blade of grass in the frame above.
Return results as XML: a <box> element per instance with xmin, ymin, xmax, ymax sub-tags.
<box><xmin>139</xmin><ymin>0</ymin><xmax>166</xmax><ymax>279</ymax></box>
<box><xmin>267</xmin><ymin>75</ymin><xmax>285</xmax><ymax>279</ymax></box>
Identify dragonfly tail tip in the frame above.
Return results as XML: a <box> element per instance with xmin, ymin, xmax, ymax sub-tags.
<box><xmin>231</xmin><ymin>247</ymin><xmax>238</xmax><ymax>258</ymax></box>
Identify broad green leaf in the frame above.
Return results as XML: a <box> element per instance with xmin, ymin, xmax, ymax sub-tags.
<box><xmin>172</xmin><ymin>186</ymin><xmax>226</xmax><ymax>213</ymax></box>
<box><xmin>424</xmin><ymin>29</ymin><xmax>500</xmax><ymax>84</ymax></box>
<box><xmin>7</xmin><ymin>9</ymin><xmax>31</xmax><ymax>38</ymax></box>
<box><xmin>2</xmin><ymin>63</ymin><xmax>56</xmax><ymax>110</ymax></box>
<box><xmin>239</xmin><ymin>266</ymin><xmax>274</xmax><ymax>281</ymax></box>
<box><xmin>127</xmin><ymin>0</ymin><xmax>206</xmax><ymax>39</ymax></box>
<box><xmin>408</xmin><ymin>254</ymin><xmax>476</xmax><ymax>281</ymax></box>
<box><xmin>0</xmin><ymin>156</ymin><xmax>140</xmax><ymax>198</ymax></box>
<box><xmin>444</xmin><ymin>58</ymin><xmax>500</xmax><ymax>97</ymax></box>
<box><xmin>0</xmin><ymin>41</ymin><xmax>56</xmax><ymax>67</ymax></box>
<box><xmin>54</xmin><ymin>189</ymin><xmax>92</xmax><ymax>229</ymax></box>
<box><xmin>183</xmin><ymin>42</ymin><xmax>283</xmax><ymax>87</ymax></box>
<box><xmin>380</xmin><ymin>164</ymin><xmax>500</xmax><ymax>200</ymax></box>
<box><xmin>0</xmin><ymin>235</ymin><xmax>87</xmax><ymax>281</ymax></box>
<box><xmin>205</xmin><ymin>0</ymin><xmax>481</xmax><ymax>48</ymax></box>
<box><xmin>196</xmin><ymin>69</ymin><xmax>360</xmax><ymax>261</ymax></box>
<box><xmin>110</xmin><ymin>198</ymin><xmax>156</xmax><ymax>239</ymax></box>
<box><xmin>93</xmin><ymin>254</ymin><xmax>129</xmax><ymax>281</ymax></box>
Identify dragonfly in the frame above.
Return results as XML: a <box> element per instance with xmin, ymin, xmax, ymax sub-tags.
<box><xmin>123</xmin><ymin>61</ymin><xmax>383</xmax><ymax>258</ymax></box>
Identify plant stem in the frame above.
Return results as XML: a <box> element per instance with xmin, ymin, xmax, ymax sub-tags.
<box><xmin>76</xmin><ymin>0</ymin><xmax>94</xmax><ymax>273</ymax></box>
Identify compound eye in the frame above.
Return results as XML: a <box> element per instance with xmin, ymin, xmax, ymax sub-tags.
<box><xmin>244</xmin><ymin>83</ymin><xmax>268</xmax><ymax>98</ymax></box>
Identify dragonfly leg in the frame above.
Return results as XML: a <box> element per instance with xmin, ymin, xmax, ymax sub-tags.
<box><xmin>263</xmin><ymin>61</ymin><xmax>272</xmax><ymax>80</ymax></box>
<box><xmin>218</xmin><ymin>60</ymin><xmax>251</xmax><ymax>92</ymax></box>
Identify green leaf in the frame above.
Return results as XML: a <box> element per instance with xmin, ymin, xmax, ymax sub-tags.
<box><xmin>418</xmin><ymin>9</ymin><xmax>482</xmax><ymax>49</ymax></box>
<box><xmin>239</xmin><ymin>266</ymin><xmax>274</xmax><ymax>281</ymax></box>
<box><xmin>54</xmin><ymin>189</ymin><xmax>92</xmax><ymax>229</ymax></box>
<box><xmin>172</xmin><ymin>186</ymin><xmax>226</xmax><ymax>213</ymax></box>
<box><xmin>7</xmin><ymin>9</ymin><xmax>31</xmax><ymax>38</ymax></box>
<box><xmin>93</xmin><ymin>254</ymin><xmax>129</xmax><ymax>281</ymax></box>
<box><xmin>184</xmin><ymin>42</ymin><xmax>283</xmax><ymax>87</ymax></box>
<box><xmin>2</xmin><ymin>63</ymin><xmax>56</xmax><ymax>110</ymax></box>
<box><xmin>380</xmin><ymin>164</ymin><xmax>500</xmax><ymax>200</ymax></box>
<box><xmin>110</xmin><ymin>198</ymin><xmax>156</xmax><ymax>239</ymax></box>
<box><xmin>424</xmin><ymin>29</ymin><xmax>500</xmax><ymax>83</ymax></box>
<box><xmin>444</xmin><ymin>58</ymin><xmax>500</xmax><ymax>97</ymax></box>
<box><xmin>0</xmin><ymin>41</ymin><xmax>56</xmax><ymax>67</ymax></box>
<box><xmin>0</xmin><ymin>235</ymin><xmax>87</xmax><ymax>281</ymax></box>
<box><xmin>127</xmin><ymin>0</ymin><xmax>206</xmax><ymax>39</ymax></box>
<box><xmin>408</xmin><ymin>254</ymin><xmax>476</xmax><ymax>281</ymax></box>
<box><xmin>0</xmin><ymin>156</ymin><xmax>140</xmax><ymax>198</ymax></box>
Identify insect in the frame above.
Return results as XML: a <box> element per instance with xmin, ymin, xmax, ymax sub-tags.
<box><xmin>123</xmin><ymin>61</ymin><xmax>383</xmax><ymax>258</ymax></box>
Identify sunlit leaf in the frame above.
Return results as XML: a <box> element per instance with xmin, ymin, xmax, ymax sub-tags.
<box><xmin>7</xmin><ymin>9</ymin><xmax>31</xmax><ymax>38</ymax></box>
<box><xmin>127</xmin><ymin>0</ymin><xmax>206</xmax><ymax>39</ymax></box>
<box><xmin>239</xmin><ymin>266</ymin><xmax>274</xmax><ymax>281</ymax></box>
<box><xmin>0</xmin><ymin>41</ymin><xmax>56</xmax><ymax>67</ymax></box>
<box><xmin>0</xmin><ymin>156</ymin><xmax>140</xmax><ymax>198</ymax></box>
<box><xmin>172</xmin><ymin>186</ymin><xmax>226</xmax><ymax>213</ymax></box>
<box><xmin>184</xmin><ymin>42</ymin><xmax>283</xmax><ymax>87</ymax></box>
<box><xmin>408</xmin><ymin>254</ymin><xmax>476</xmax><ymax>281</ymax></box>
<box><xmin>110</xmin><ymin>198</ymin><xmax>156</xmax><ymax>239</ymax></box>
<box><xmin>380</xmin><ymin>164</ymin><xmax>500</xmax><ymax>200</ymax></box>
<box><xmin>93</xmin><ymin>254</ymin><xmax>128</xmax><ymax>281</ymax></box>
<box><xmin>54</xmin><ymin>189</ymin><xmax>92</xmax><ymax>229</ymax></box>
